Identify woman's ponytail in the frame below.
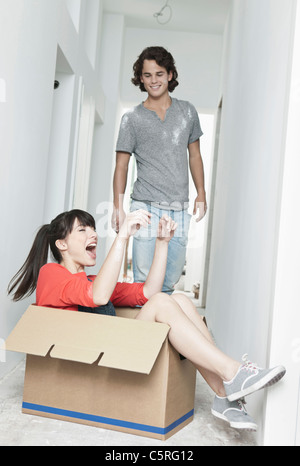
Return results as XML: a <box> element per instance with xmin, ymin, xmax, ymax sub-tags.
<box><xmin>7</xmin><ymin>224</ymin><xmax>50</xmax><ymax>301</ymax></box>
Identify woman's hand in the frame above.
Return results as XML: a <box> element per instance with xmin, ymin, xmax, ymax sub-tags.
<box><xmin>157</xmin><ymin>214</ymin><xmax>177</xmax><ymax>242</ymax></box>
<box><xmin>118</xmin><ymin>210</ymin><xmax>152</xmax><ymax>239</ymax></box>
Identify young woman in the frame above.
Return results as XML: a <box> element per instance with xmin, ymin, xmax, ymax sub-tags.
<box><xmin>8</xmin><ymin>209</ymin><xmax>286</xmax><ymax>432</ymax></box>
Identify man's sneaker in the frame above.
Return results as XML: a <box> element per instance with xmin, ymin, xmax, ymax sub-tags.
<box><xmin>211</xmin><ymin>396</ymin><xmax>257</xmax><ymax>431</ymax></box>
<box><xmin>224</xmin><ymin>354</ymin><xmax>286</xmax><ymax>402</ymax></box>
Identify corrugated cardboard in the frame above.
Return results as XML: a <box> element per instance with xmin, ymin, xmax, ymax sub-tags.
<box><xmin>5</xmin><ymin>305</ymin><xmax>197</xmax><ymax>440</ymax></box>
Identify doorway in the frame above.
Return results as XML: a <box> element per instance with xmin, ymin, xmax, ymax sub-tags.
<box><xmin>184</xmin><ymin>107</ymin><xmax>220</xmax><ymax>307</ymax></box>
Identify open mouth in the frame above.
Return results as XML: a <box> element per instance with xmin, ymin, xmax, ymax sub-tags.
<box><xmin>86</xmin><ymin>242</ymin><xmax>97</xmax><ymax>260</ymax></box>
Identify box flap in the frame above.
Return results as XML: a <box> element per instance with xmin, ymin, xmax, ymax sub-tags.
<box><xmin>5</xmin><ymin>305</ymin><xmax>170</xmax><ymax>374</ymax></box>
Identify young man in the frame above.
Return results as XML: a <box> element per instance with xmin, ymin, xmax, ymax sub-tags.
<box><xmin>112</xmin><ymin>46</ymin><xmax>207</xmax><ymax>293</ymax></box>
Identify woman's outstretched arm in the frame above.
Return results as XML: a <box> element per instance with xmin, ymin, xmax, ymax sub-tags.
<box><xmin>92</xmin><ymin>210</ymin><xmax>151</xmax><ymax>305</ymax></box>
<box><xmin>143</xmin><ymin>215</ymin><xmax>177</xmax><ymax>299</ymax></box>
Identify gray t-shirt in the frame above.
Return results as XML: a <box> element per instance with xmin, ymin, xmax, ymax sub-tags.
<box><xmin>116</xmin><ymin>98</ymin><xmax>203</xmax><ymax>210</ymax></box>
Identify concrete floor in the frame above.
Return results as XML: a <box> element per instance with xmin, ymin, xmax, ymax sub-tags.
<box><xmin>0</xmin><ymin>359</ymin><xmax>257</xmax><ymax>447</ymax></box>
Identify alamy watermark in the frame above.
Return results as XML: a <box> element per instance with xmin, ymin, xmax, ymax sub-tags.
<box><xmin>95</xmin><ymin>200</ymin><xmax>203</xmax><ymax>248</ymax></box>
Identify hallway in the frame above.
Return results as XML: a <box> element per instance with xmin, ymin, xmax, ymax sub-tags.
<box><xmin>1</xmin><ymin>0</ymin><xmax>300</xmax><ymax>446</ymax></box>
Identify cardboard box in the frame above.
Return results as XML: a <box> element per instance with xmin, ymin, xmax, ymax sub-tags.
<box><xmin>5</xmin><ymin>305</ymin><xmax>196</xmax><ymax>440</ymax></box>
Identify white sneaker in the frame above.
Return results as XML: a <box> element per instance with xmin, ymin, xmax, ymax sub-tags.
<box><xmin>211</xmin><ymin>395</ymin><xmax>257</xmax><ymax>431</ymax></box>
<box><xmin>224</xmin><ymin>354</ymin><xmax>286</xmax><ymax>402</ymax></box>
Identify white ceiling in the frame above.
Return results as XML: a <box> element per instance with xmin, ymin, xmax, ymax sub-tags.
<box><xmin>103</xmin><ymin>0</ymin><xmax>231</xmax><ymax>35</ymax></box>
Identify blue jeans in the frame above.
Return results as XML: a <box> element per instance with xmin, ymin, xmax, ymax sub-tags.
<box><xmin>78</xmin><ymin>301</ymin><xmax>116</xmax><ymax>316</ymax></box>
<box><xmin>130</xmin><ymin>200</ymin><xmax>191</xmax><ymax>294</ymax></box>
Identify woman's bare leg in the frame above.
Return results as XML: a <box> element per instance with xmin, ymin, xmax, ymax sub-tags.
<box><xmin>170</xmin><ymin>293</ymin><xmax>229</xmax><ymax>396</ymax></box>
<box><xmin>171</xmin><ymin>293</ymin><xmax>214</xmax><ymax>342</ymax></box>
<box><xmin>136</xmin><ymin>293</ymin><xmax>240</xmax><ymax>395</ymax></box>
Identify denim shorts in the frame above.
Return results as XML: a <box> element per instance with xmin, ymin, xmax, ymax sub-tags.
<box><xmin>78</xmin><ymin>300</ymin><xmax>116</xmax><ymax>316</ymax></box>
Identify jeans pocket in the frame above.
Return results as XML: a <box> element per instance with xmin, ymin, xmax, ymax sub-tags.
<box><xmin>174</xmin><ymin>210</ymin><xmax>191</xmax><ymax>247</ymax></box>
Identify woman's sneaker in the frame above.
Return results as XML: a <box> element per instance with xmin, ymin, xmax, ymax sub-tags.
<box><xmin>211</xmin><ymin>396</ymin><xmax>257</xmax><ymax>431</ymax></box>
<box><xmin>224</xmin><ymin>355</ymin><xmax>286</xmax><ymax>402</ymax></box>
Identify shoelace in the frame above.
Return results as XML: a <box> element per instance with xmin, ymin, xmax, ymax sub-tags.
<box><xmin>241</xmin><ymin>353</ymin><xmax>261</xmax><ymax>372</ymax></box>
<box><xmin>237</xmin><ymin>397</ymin><xmax>248</xmax><ymax>413</ymax></box>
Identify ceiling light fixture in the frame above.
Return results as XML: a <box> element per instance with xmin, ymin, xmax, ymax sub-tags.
<box><xmin>153</xmin><ymin>0</ymin><xmax>172</xmax><ymax>25</ymax></box>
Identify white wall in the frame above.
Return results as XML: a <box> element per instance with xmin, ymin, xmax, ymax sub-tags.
<box><xmin>205</xmin><ymin>0</ymin><xmax>297</xmax><ymax>444</ymax></box>
<box><xmin>0</xmin><ymin>0</ymin><xmax>60</xmax><ymax>378</ymax></box>
<box><xmin>263</xmin><ymin>0</ymin><xmax>300</xmax><ymax>446</ymax></box>
<box><xmin>0</xmin><ymin>0</ymin><xmax>105</xmax><ymax>379</ymax></box>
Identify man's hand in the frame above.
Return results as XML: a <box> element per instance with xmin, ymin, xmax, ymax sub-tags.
<box><xmin>193</xmin><ymin>193</ymin><xmax>207</xmax><ymax>222</ymax></box>
<box><xmin>111</xmin><ymin>206</ymin><xmax>126</xmax><ymax>233</ymax></box>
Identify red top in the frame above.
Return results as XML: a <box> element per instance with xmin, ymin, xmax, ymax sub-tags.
<box><xmin>36</xmin><ymin>263</ymin><xmax>148</xmax><ymax>311</ymax></box>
